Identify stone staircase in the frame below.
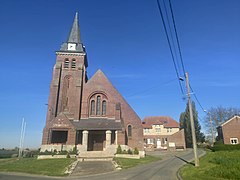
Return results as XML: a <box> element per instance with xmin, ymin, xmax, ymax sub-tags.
<box><xmin>78</xmin><ymin>151</ymin><xmax>115</xmax><ymax>161</ymax></box>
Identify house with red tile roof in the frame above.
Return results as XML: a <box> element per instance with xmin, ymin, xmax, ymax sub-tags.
<box><xmin>142</xmin><ymin>116</ymin><xmax>186</xmax><ymax>150</ymax></box>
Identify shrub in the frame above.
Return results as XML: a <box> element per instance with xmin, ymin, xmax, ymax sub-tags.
<box><xmin>211</xmin><ymin>144</ymin><xmax>240</xmax><ymax>152</ymax></box>
<box><xmin>38</xmin><ymin>150</ymin><xmax>53</xmax><ymax>155</ymax></box>
<box><xmin>133</xmin><ymin>148</ymin><xmax>139</xmax><ymax>155</ymax></box>
<box><xmin>69</xmin><ymin>147</ymin><xmax>77</xmax><ymax>155</ymax></box>
<box><xmin>58</xmin><ymin>150</ymin><xmax>68</xmax><ymax>155</ymax></box>
<box><xmin>66</xmin><ymin>153</ymin><xmax>70</xmax><ymax>158</ymax></box>
<box><xmin>214</xmin><ymin>140</ymin><xmax>223</xmax><ymax>145</ymax></box>
<box><xmin>127</xmin><ymin>149</ymin><xmax>132</xmax><ymax>155</ymax></box>
<box><xmin>122</xmin><ymin>150</ymin><xmax>128</xmax><ymax>154</ymax></box>
<box><xmin>116</xmin><ymin>145</ymin><xmax>122</xmax><ymax>154</ymax></box>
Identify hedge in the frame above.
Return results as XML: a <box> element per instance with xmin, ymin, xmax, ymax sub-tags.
<box><xmin>210</xmin><ymin>144</ymin><xmax>240</xmax><ymax>151</ymax></box>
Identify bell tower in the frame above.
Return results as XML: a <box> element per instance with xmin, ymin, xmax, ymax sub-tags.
<box><xmin>46</xmin><ymin>12</ymin><xmax>88</xmax><ymax>123</ymax></box>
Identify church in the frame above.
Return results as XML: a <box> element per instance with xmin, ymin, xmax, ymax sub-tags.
<box><xmin>41</xmin><ymin>13</ymin><xmax>145</xmax><ymax>157</ymax></box>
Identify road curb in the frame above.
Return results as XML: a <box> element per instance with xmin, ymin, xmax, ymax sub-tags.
<box><xmin>176</xmin><ymin>149</ymin><xmax>206</xmax><ymax>180</ymax></box>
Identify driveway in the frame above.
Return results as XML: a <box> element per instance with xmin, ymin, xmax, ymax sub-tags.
<box><xmin>0</xmin><ymin>149</ymin><xmax>205</xmax><ymax>180</ymax></box>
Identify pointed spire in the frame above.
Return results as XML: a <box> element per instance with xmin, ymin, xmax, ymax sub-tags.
<box><xmin>58</xmin><ymin>12</ymin><xmax>85</xmax><ymax>52</ymax></box>
<box><xmin>67</xmin><ymin>12</ymin><xmax>81</xmax><ymax>43</ymax></box>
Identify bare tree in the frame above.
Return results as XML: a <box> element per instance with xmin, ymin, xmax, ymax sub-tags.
<box><xmin>204</xmin><ymin>106</ymin><xmax>240</xmax><ymax>140</ymax></box>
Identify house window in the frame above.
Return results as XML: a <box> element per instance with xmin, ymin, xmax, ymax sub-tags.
<box><xmin>96</xmin><ymin>96</ymin><xmax>101</xmax><ymax>115</ymax></box>
<box><xmin>128</xmin><ymin>125</ymin><xmax>132</xmax><ymax>137</ymax></box>
<box><xmin>144</xmin><ymin>128</ymin><xmax>150</xmax><ymax>133</ymax></box>
<box><xmin>167</xmin><ymin>128</ymin><xmax>172</xmax><ymax>133</ymax></box>
<box><xmin>71</xmin><ymin>59</ymin><xmax>76</xmax><ymax>68</ymax></box>
<box><xmin>90</xmin><ymin>100</ymin><xmax>95</xmax><ymax>115</ymax></box>
<box><xmin>64</xmin><ymin>59</ymin><xmax>69</xmax><ymax>68</ymax></box>
<box><xmin>156</xmin><ymin>128</ymin><xmax>161</xmax><ymax>133</ymax></box>
<box><xmin>162</xmin><ymin>138</ymin><xmax>168</xmax><ymax>144</ymax></box>
<box><xmin>102</xmin><ymin>100</ymin><xmax>106</xmax><ymax>115</ymax></box>
<box><xmin>230</xmin><ymin>138</ymin><xmax>238</xmax><ymax>145</ymax></box>
<box><xmin>147</xmin><ymin>138</ymin><xmax>154</xmax><ymax>144</ymax></box>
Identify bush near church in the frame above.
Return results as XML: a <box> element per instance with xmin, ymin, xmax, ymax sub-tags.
<box><xmin>116</xmin><ymin>145</ymin><xmax>139</xmax><ymax>155</ymax></box>
<box><xmin>209</xmin><ymin>144</ymin><xmax>240</xmax><ymax>152</ymax></box>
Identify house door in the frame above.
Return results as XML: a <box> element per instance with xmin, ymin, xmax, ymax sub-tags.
<box><xmin>157</xmin><ymin>139</ymin><xmax>161</xmax><ymax>148</ymax></box>
<box><xmin>87</xmin><ymin>131</ymin><xmax>105</xmax><ymax>151</ymax></box>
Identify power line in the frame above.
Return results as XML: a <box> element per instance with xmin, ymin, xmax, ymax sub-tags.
<box><xmin>190</xmin><ymin>84</ymin><xmax>205</xmax><ymax>112</ymax></box>
<box><xmin>127</xmin><ymin>78</ymin><xmax>177</xmax><ymax>97</ymax></box>
<box><xmin>167</xmin><ymin>0</ymin><xmax>206</xmax><ymax>113</ymax></box>
<box><xmin>156</xmin><ymin>0</ymin><xmax>184</xmax><ymax>95</ymax></box>
<box><xmin>162</xmin><ymin>0</ymin><xmax>181</xmax><ymax>73</ymax></box>
<box><xmin>157</xmin><ymin>0</ymin><xmax>206</xmax><ymax>115</ymax></box>
<box><xmin>168</xmin><ymin>0</ymin><xmax>186</xmax><ymax>76</ymax></box>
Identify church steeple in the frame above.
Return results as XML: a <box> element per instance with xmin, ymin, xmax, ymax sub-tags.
<box><xmin>59</xmin><ymin>12</ymin><xmax>85</xmax><ymax>52</ymax></box>
<box><xmin>67</xmin><ymin>12</ymin><xmax>81</xmax><ymax>43</ymax></box>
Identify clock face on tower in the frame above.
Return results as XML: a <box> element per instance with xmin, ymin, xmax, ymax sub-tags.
<box><xmin>68</xmin><ymin>43</ymin><xmax>76</xmax><ymax>50</ymax></box>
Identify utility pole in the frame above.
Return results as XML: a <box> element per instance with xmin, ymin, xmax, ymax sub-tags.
<box><xmin>185</xmin><ymin>72</ymin><xmax>199</xmax><ymax>167</ymax></box>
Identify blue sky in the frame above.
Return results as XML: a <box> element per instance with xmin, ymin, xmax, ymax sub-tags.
<box><xmin>0</xmin><ymin>0</ymin><xmax>239</xmax><ymax>148</ymax></box>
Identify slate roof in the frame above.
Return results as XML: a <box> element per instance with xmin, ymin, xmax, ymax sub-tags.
<box><xmin>59</xmin><ymin>12</ymin><xmax>85</xmax><ymax>52</ymax></box>
<box><xmin>71</xmin><ymin>118</ymin><xmax>123</xmax><ymax>130</ymax></box>
<box><xmin>142</xmin><ymin>116</ymin><xmax>179</xmax><ymax>128</ymax></box>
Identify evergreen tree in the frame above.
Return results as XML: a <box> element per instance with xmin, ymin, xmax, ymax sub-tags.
<box><xmin>180</xmin><ymin>101</ymin><xmax>205</xmax><ymax>147</ymax></box>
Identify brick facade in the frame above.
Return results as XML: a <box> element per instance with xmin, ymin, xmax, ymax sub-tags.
<box><xmin>41</xmin><ymin>13</ymin><xmax>144</xmax><ymax>154</ymax></box>
<box><xmin>217</xmin><ymin>115</ymin><xmax>240</xmax><ymax>144</ymax></box>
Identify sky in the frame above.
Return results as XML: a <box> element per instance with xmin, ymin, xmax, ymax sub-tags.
<box><xmin>0</xmin><ymin>0</ymin><xmax>240</xmax><ymax>149</ymax></box>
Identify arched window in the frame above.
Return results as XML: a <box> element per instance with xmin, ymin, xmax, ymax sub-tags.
<box><xmin>64</xmin><ymin>59</ymin><xmax>69</xmax><ymax>68</ymax></box>
<box><xmin>128</xmin><ymin>125</ymin><xmax>132</xmax><ymax>137</ymax></box>
<box><xmin>90</xmin><ymin>100</ymin><xmax>95</xmax><ymax>115</ymax></box>
<box><xmin>102</xmin><ymin>101</ymin><xmax>106</xmax><ymax>115</ymax></box>
<box><xmin>71</xmin><ymin>59</ymin><xmax>76</xmax><ymax>69</ymax></box>
<box><xmin>96</xmin><ymin>96</ymin><xmax>101</xmax><ymax>115</ymax></box>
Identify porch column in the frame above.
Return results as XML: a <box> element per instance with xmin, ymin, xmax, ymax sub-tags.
<box><xmin>82</xmin><ymin>130</ymin><xmax>88</xmax><ymax>151</ymax></box>
<box><xmin>106</xmin><ymin>130</ymin><xmax>112</xmax><ymax>148</ymax></box>
<box><xmin>115</xmin><ymin>131</ymin><xmax>118</xmax><ymax>145</ymax></box>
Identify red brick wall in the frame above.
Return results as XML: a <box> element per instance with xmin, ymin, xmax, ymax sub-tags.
<box><xmin>117</xmin><ymin>131</ymin><xmax>126</xmax><ymax>145</ymax></box>
<box><xmin>222</xmin><ymin>116</ymin><xmax>240</xmax><ymax>144</ymax></box>
<box><xmin>168</xmin><ymin>129</ymin><xmax>186</xmax><ymax>149</ymax></box>
<box><xmin>81</xmin><ymin>70</ymin><xmax>144</xmax><ymax>150</ymax></box>
<box><xmin>42</xmin><ymin>53</ymin><xmax>87</xmax><ymax>145</ymax></box>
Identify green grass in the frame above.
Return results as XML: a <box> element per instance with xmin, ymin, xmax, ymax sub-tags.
<box><xmin>0</xmin><ymin>158</ymin><xmax>75</xmax><ymax>176</ymax></box>
<box><xmin>180</xmin><ymin>150</ymin><xmax>240</xmax><ymax>180</ymax></box>
<box><xmin>114</xmin><ymin>155</ymin><xmax>161</xmax><ymax>169</ymax></box>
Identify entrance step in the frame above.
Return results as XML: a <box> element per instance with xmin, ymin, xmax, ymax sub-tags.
<box><xmin>78</xmin><ymin>151</ymin><xmax>114</xmax><ymax>161</ymax></box>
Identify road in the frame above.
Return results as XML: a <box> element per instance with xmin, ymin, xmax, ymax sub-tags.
<box><xmin>0</xmin><ymin>149</ymin><xmax>205</xmax><ymax>180</ymax></box>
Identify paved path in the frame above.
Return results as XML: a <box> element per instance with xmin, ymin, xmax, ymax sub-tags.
<box><xmin>0</xmin><ymin>149</ymin><xmax>205</xmax><ymax>180</ymax></box>
<box><xmin>71</xmin><ymin>161</ymin><xmax>115</xmax><ymax>176</ymax></box>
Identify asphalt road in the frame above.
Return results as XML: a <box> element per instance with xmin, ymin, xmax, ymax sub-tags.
<box><xmin>0</xmin><ymin>149</ymin><xmax>205</xmax><ymax>180</ymax></box>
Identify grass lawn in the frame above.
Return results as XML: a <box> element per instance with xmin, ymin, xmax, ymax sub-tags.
<box><xmin>180</xmin><ymin>150</ymin><xmax>240</xmax><ymax>180</ymax></box>
<box><xmin>114</xmin><ymin>155</ymin><xmax>161</xmax><ymax>169</ymax></box>
<box><xmin>0</xmin><ymin>158</ymin><xmax>75</xmax><ymax>176</ymax></box>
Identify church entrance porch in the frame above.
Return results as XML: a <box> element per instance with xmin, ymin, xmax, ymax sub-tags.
<box><xmin>76</xmin><ymin>129</ymin><xmax>117</xmax><ymax>154</ymax></box>
<box><xmin>77</xmin><ymin>130</ymin><xmax>118</xmax><ymax>160</ymax></box>
<box><xmin>87</xmin><ymin>130</ymin><xmax>105</xmax><ymax>151</ymax></box>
